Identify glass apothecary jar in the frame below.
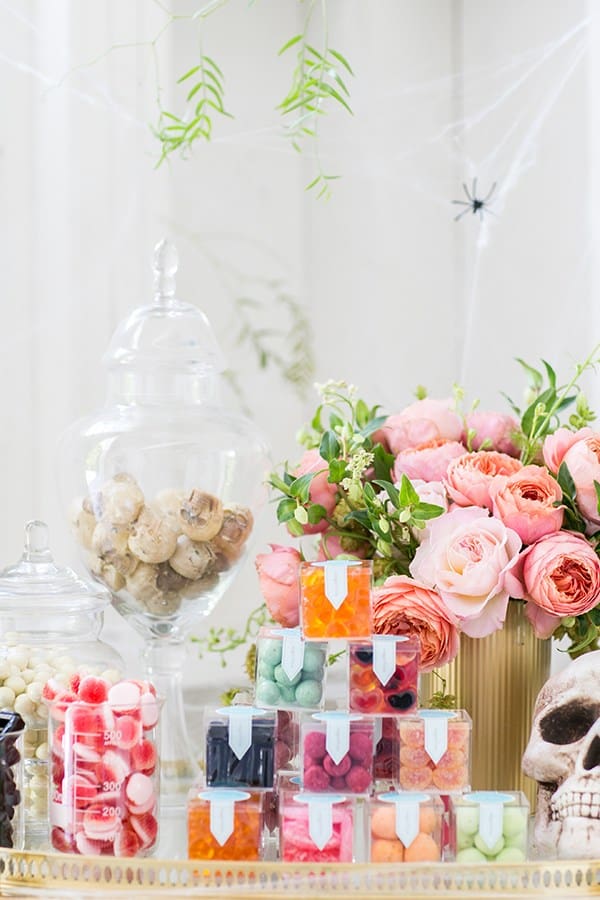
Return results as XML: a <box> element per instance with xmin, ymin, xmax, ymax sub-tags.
<box><xmin>0</xmin><ymin>521</ymin><xmax>123</xmax><ymax>849</ymax></box>
<box><xmin>57</xmin><ymin>240</ymin><xmax>270</xmax><ymax>804</ymax></box>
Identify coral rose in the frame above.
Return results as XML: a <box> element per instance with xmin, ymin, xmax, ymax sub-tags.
<box><xmin>383</xmin><ymin>398</ymin><xmax>463</xmax><ymax>455</ymax></box>
<box><xmin>489</xmin><ymin>465</ymin><xmax>563</xmax><ymax>545</ymax></box>
<box><xmin>444</xmin><ymin>451</ymin><xmax>522</xmax><ymax>510</ymax></box>
<box><xmin>372</xmin><ymin>575</ymin><xmax>460</xmax><ymax>671</ymax></box>
<box><xmin>542</xmin><ymin>427</ymin><xmax>594</xmax><ymax>474</ymax></box>
<box><xmin>409</xmin><ymin>506</ymin><xmax>522</xmax><ymax>638</ymax></box>
<box><xmin>291</xmin><ymin>448</ymin><xmax>337</xmax><ymax>534</ymax></box>
<box><xmin>562</xmin><ymin>435</ymin><xmax>600</xmax><ymax>527</ymax></box>
<box><xmin>255</xmin><ymin>544</ymin><xmax>301</xmax><ymax>627</ymax></box>
<box><xmin>506</xmin><ymin>532</ymin><xmax>600</xmax><ymax>633</ymax></box>
<box><xmin>464</xmin><ymin>411</ymin><xmax>520</xmax><ymax>457</ymax></box>
<box><xmin>393</xmin><ymin>438</ymin><xmax>466</xmax><ymax>484</ymax></box>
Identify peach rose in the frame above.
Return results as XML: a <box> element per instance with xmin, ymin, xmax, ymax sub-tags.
<box><xmin>464</xmin><ymin>411</ymin><xmax>520</xmax><ymax>457</ymax></box>
<box><xmin>291</xmin><ymin>448</ymin><xmax>337</xmax><ymax>534</ymax></box>
<box><xmin>409</xmin><ymin>479</ymin><xmax>449</xmax><ymax>513</ymax></box>
<box><xmin>383</xmin><ymin>398</ymin><xmax>463</xmax><ymax>455</ymax></box>
<box><xmin>542</xmin><ymin>427</ymin><xmax>594</xmax><ymax>474</ymax></box>
<box><xmin>489</xmin><ymin>465</ymin><xmax>563</xmax><ymax>545</ymax></box>
<box><xmin>372</xmin><ymin>575</ymin><xmax>460</xmax><ymax>671</ymax></box>
<box><xmin>410</xmin><ymin>506</ymin><xmax>522</xmax><ymax>638</ymax></box>
<box><xmin>444</xmin><ymin>451</ymin><xmax>522</xmax><ymax>510</ymax></box>
<box><xmin>562</xmin><ymin>435</ymin><xmax>600</xmax><ymax>527</ymax></box>
<box><xmin>255</xmin><ymin>544</ymin><xmax>301</xmax><ymax>627</ymax></box>
<box><xmin>506</xmin><ymin>532</ymin><xmax>600</xmax><ymax>635</ymax></box>
<box><xmin>393</xmin><ymin>438</ymin><xmax>466</xmax><ymax>484</ymax></box>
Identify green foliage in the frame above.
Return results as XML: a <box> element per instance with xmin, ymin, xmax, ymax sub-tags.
<box><xmin>191</xmin><ymin>603</ymin><xmax>272</xmax><ymax>667</ymax></box>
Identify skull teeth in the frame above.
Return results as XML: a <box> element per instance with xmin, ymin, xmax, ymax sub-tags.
<box><xmin>551</xmin><ymin>791</ymin><xmax>600</xmax><ymax>820</ymax></box>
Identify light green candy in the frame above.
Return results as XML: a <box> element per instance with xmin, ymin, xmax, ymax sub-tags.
<box><xmin>503</xmin><ymin>807</ymin><xmax>527</xmax><ymax>838</ymax></box>
<box><xmin>294</xmin><ymin>679</ymin><xmax>323</xmax><ymax>708</ymax></box>
<box><xmin>255</xmin><ymin>680</ymin><xmax>280</xmax><ymax>705</ymax></box>
<box><xmin>257</xmin><ymin>660</ymin><xmax>275</xmax><ymax>679</ymax></box>
<box><xmin>260</xmin><ymin>640</ymin><xmax>283</xmax><ymax>667</ymax></box>
<box><xmin>274</xmin><ymin>665</ymin><xmax>302</xmax><ymax>688</ymax></box>
<box><xmin>495</xmin><ymin>847</ymin><xmax>526</xmax><ymax>863</ymax></box>
<box><xmin>457</xmin><ymin>808</ymin><xmax>480</xmax><ymax>836</ymax></box>
<box><xmin>474</xmin><ymin>833</ymin><xmax>505</xmax><ymax>858</ymax></box>
<box><xmin>456</xmin><ymin>848</ymin><xmax>487</xmax><ymax>864</ymax></box>
<box><xmin>302</xmin><ymin>645</ymin><xmax>326</xmax><ymax>673</ymax></box>
<box><xmin>457</xmin><ymin>830</ymin><xmax>475</xmax><ymax>851</ymax></box>
<box><xmin>505</xmin><ymin>831</ymin><xmax>527</xmax><ymax>850</ymax></box>
<box><xmin>278</xmin><ymin>685</ymin><xmax>296</xmax><ymax>703</ymax></box>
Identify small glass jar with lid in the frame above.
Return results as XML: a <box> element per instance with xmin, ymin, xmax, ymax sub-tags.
<box><xmin>0</xmin><ymin>521</ymin><xmax>123</xmax><ymax>848</ymax></box>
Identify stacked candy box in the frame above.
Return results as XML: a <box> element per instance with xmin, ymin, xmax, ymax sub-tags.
<box><xmin>395</xmin><ymin>710</ymin><xmax>472</xmax><ymax>793</ymax></box>
<box><xmin>300</xmin><ymin>560</ymin><xmax>371</xmax><ymax>640</ymax></box>
<box><xmin>205</xmin><ymin>707</ymin><xmax>276</xmax><ymax>791</ymax></box>
<box><xmin>279</xmin><ymin>792</ymin><xmax>355</xmax><ymax>863</ymax></box>
<box><xmin>368</xmin><ymin>792</ymin><xmax>444</xmax><ymax>863</ymax></box>
<box><xmin>47</xmin><ymin>677</ymin><xmax>160</xmax><ymax>857</ymax></box>
<box><xmin>348</xmin><ymin>636</ymin><xmax>419</xmax><ymax>715</ymax></box>
<box><xmin>188</xmin><ymin>788</ymin><xmax>264</xmax><ymax>861</ymax></box>
<box><xmin>301</xmin><ymin>712</ymin><xmax>375</xmax><ymax>795</ymax></box>
<box><xmin>254</xmin><ymin>628</ymin><xmax>327</xmax><ymax>711</ymax></box>
<box><xmin>0</xmin><ymin>711</ymin><xmax>25</xmax><ymax>850</ymax></box>
<box><xmin>449</xmin><ymin>791</ymin><xmax>529</xmax><ymax>863</ymax></box>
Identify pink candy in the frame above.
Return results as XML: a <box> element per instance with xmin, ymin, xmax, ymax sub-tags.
<box><xmin>49</xmin><ymin>678</ymin><xmax>160</xmax><ymax>857</ymax></box>
<box><xmin>302</xmin><ymin>724</ymin><xmax>374</xmax><ymax>794</ymax></box>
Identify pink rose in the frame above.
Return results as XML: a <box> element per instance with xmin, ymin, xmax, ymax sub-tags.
<box><xmin>393</xmin><ymin>438</ymin><xmax>466</xmax><ymax>483</ymax></box>
<box><xmin>372</xmin><ymin>575</ymin><xmax>460</xmax><ymax>671</ymax></box>
<box><xmin>506</xmin><ymin>532</ymin><xmax>600</xmax><ymax>636</ymax></box>
<box><xmin>409</xmin><ymin>479</ymin><xmax>449</xmax><ymax>513</ymax></box>
<box><xmin>542</xmin><ymin>427</ymin><xmax>594</xmax><ymax>474</ymax></box>
<box><xmin>316</xmin><ymin>531</ymin><xmax>369</xmax><ymax>561</ymax></box>
<box><xmin>291</xmin><ymin>448</ymin><xmax>337</xmax><ymax>534</ymax></box>
<box><xmin>489</xmin><ymin>465</ymin><xmax>563</xmax><ymax>545</ymax></box>
<box><xmin>255</xmin><ymin>544</ymin><xmax>301</xmax><ymax>627</ymax></box>
<box><xmin>562</xmin><ymin>435</ymin><xmax>600</xmax><ymax>527</ymax></box>
<box><xmin>464</xmin><ymin>411</ymin><xmax>520</xmax><ymax>457</ymax></box>
<box><xmin>445</xmin><ymin>451</ymin><xmax>522</xmax><ymax>509</ymax></box>
<box><xmin>410</xmin><ymin>506</ymin><xmax>522</xmax><ymax>638</ymax></box>
<box><xmin>383</xmin><ymin>398</ymin><xmax>463</xmax><ymax>455</ymax></box>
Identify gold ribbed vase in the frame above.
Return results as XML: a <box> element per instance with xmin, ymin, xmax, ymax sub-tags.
<box><xmin>420</xmin><ymin>601</ymin><xmax>551</xmax><ymax>809</ymax></box>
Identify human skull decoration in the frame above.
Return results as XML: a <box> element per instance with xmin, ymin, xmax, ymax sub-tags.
<box><xmin>522</xmin><ymin>650</ymin><xmax>600</xmax><ymax>859</ymax></box>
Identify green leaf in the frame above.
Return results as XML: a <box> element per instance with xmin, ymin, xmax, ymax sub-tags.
<box><xmin>319</xmin><ymin>83</ymin><xmax>353</xmax><ymax>114</ymax></box>
<box><xmin>276</xmin><ymin>498</ymin><xmax>296</xmax><ymax>523</ymax></box>
<box><xmin>373</xmin><ymin>480</ymin><xmax>400</xmax><ymax>509</ymax></box>
<box><xmin>287</xmin><ymin>518</ymin><xmax>304</xmax><ymax>537</ymax></box>
<box><xmin>360</xmin><ymin>415</ymin><xmax>387</xmax><ymax>438</ymax></box>
<box><xmin>328</xmin><ymin>459</ymin><xmax>347</xmax><ymax>483</ymax></box>
<box><xmin>363</xmin><ymin>482</ymin><xmax>376</xmax><ymax>503</ymax></box>
<box><xmin>399</xmin><ymin>474</ymin><xmax>420</xmax><ymax>507</ymax></box>
<box><xmin>307</xmin><ymin>503</ymin><xmax>327</xmax><ymax>525</ymax></box>
<box><xmin>594</xmin><ymin>480</ymin><xmax>600</xmax><ymax>516</ymax></box>
<box><xmin>541</xmin><ymin>359</ymin><xmax>557</xmax><ymax>391</ymax></box>
<box><xmin>500</xmin><ymin>391</ymin><xmax>521</xmax><ymax>417</ymax></box>
<box><xmin>329</xmin><ymin>413</ymin><xmax>343</xmax><ymax>430</ymax></box>
<box><xmin>311</xmin><ymin>405</ymin><xmax>323</xmax><ymax>432</ymax></box>
<box><xmin>289</xmin><ymin>472</ymin><xmax>316</xmax><ymax>503</ymax></box>
<box><xmin>521</xmin><ymin>387</ymin><xmax>556</xmax><ymax>436</ymax></box>
<box><xmin>414</xmin><ymin>502</ymin><xmax>444</xmax><ymax>520</ymax></box>
<box><xmin>294</xmin><ymin>506</ymin><xmax>309</xmax><ymax>525</ymax></box>
<box><xmin>355</xmin><ymin>399</ymin><xmax>370</xmax><ymax>428</ymax></box>
<box><xmin>319</xmin><ymin>430</ymin><xmax>341</xmax><ymax>462</ymax></box>
<box><xmin>557</xmin><ymin>462</ymin><xmax>577</xmax><ymax>500</ymax></box>
<box><xmin>372</xmin><ymin>444</ymin><xmax>394</xmax><ymax>481</ymax></box>
<box><xmin>269</xmin><ymin>473</ymin><xmax>292</xmax><ymax>495</ymax></box>
<box><xmin>177</xmin><ymin>65</ymin><xmax>201</xmax><ymax>84</ymax></box>
<box><xmin>203</xmin><ymin>55</ymin><xmax>225</xmax><ymax>79</ymax></box>
<box><xmin>278</xmin><ymin>34</ymin><xmax>302</xmax><ymax>55</ymax></box>
<box><xmin>516</xmin><ymin>358</ymin><xmax>543</xmax><ymax>391</ymax></box>
<box><xmin>329</xmin><ymin>48</ymin><xmax>354</xmax><ymax>75</ymax></box>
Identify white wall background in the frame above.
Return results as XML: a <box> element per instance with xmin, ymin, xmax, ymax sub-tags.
<box><xmin>0</xmin><ymin>0</ymin><xmax>597</xmax><ymax>708</ymax></box>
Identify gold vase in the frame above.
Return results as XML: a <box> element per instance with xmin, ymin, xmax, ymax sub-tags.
<box><xmin>419</xmin><ymin>601</ymin><xmax>551</xmax><ymax>808</ymax></box>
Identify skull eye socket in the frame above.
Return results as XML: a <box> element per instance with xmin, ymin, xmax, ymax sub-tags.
<box><xmin>540</xmin><ymin>702</ymin><xmax>598</xmax><ymax>745</ymax></box>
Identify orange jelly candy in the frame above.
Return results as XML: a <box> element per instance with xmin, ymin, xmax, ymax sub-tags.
<box><xmin>188</xmin><ymin>799</ymin><xmax>262</xmax><ymax>861</ymax></box>
<box><xmin>300</xmin><ymin>562</ymin><xmax>372</xmax><ymax>639</ymax></box>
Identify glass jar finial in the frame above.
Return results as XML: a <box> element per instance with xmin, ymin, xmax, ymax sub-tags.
<box><xmin>23</xmin><ymin>520</ymin><xmax>53</xmax><ymax>563</ymax></box>
<box><xmin>153</xmin><ymin>238</ymin><xmax>178</xmax><ymax>304</ymax></box>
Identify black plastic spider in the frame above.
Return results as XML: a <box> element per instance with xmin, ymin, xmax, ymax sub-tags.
<box><xmin>452</xmin><ymin>179</ymin><xmax>497</xmax><ymax>222</ymax></box>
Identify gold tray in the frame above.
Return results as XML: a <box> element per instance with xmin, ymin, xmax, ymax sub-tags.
<box><xmin>1</xmin><ymin>851</ymin><xmax>599</xmax><ymax>899</ymax></box>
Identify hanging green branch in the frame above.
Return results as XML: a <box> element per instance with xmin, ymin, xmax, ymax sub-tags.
<box><xmin>278</xmin><ymin>2</ymin><xmax>354</xmax><ymax>198</ymax></box>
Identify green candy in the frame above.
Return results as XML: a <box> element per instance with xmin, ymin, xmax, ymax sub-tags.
<box><xmin>255</xmin><ymin>679</ymin><xmax>280</xmax><ymax>705</ymax></box>
<box><xmin>302</xmin><ymin>645</ymin><xmax>326</xmax><ymax>674</ymax></box>
<box><xmin>457</xmin><ymin>830</ymin><xmax>475</xmax><ymax>851</ymax></box>
<box><xmin>294</xmin><ymin>679</ymin><xmax>323</xmax><ymax>708</ymax></box>
<box><xmin>274</xmin><ymin>664</ymin><xmax>302</xmax><ymax>688</ymax></box>
<box><xmin>474</xmin><ymin>833</ymin><xmax>505</xmax><ymax>858</ymax></box>
<box><xmin>257</xmin><ymin>660</ymin><xmax>275</xmax><ymax>679</ymax></box>
<box><xmin>278</xmin><ymin>685</ymin><xmax>296</xmax><ymax>703</ymax></box>
<box><xmin>456</xmin><ymin>848</ymin><xmax>487</xmax><ymax>864</ymax></box>
<box><xmin>457</xmin><ymin>808</ymin><xmax>479</xmax><ymax>836</ymax></box>
<box><xmin>502</xmin><ymin>807</ymin><xmax>526</xmax><ymax>838</ymax></box>
<box><xmin>260</xmin><ymin>639</ymin><xmax>283</xmax><ymax>667</ymax></box>
<box><xmin>495</xmin><ymin>847</ymin><xmax>526</xmax><ymax>863</ymax></box>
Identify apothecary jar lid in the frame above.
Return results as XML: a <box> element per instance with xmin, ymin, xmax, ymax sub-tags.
<box><xmin>103</xmin><ymin>238</ymin><xmax>226</xmax><ymax>376</ymax></box>
<box><xmin>0</xmin><ymin>520</ymin><xmax>111</xmax><ymax>615</ymax></box>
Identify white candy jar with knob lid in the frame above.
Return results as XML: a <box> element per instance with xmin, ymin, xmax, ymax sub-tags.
<box><xmin>57</xmin><ymin>240</ymin><xmax>270</xmax><ymax>812</ymax></box>
<box><xmin>0</xmin><ymin>520</ymin><xmax>123</xmax><ymax>849</ymax></box>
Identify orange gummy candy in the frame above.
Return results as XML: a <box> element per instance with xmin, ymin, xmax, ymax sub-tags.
<box><xmin>188</xmin><ymin>802</ymin><xmax>261</xmax><ymax>860</ymax></box>
<box><xmin>371</xmin><ymin>838</ymin><xmax>404</xmax><ymax>863</ymax></box>
<box><xmin>301</xmin><ymin>565</ymin><xmax>371</xmax><ymax>639</ymax></box>
<box><xmin>404</xmin><ymin>832</ymin><xmax>440</xmax><ymax>862</ymax></box>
